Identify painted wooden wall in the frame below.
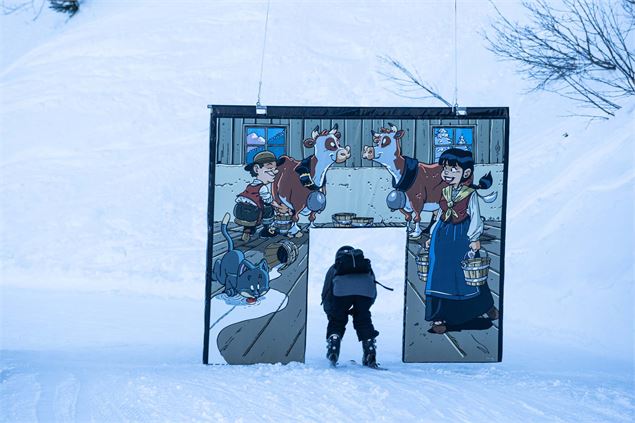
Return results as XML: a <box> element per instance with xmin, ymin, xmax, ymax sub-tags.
<box><xmin>215</xmin><ymin>118</ymin><xmax>506</xmax><ymax>166</ymax></box>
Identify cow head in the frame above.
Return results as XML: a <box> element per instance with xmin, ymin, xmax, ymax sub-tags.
<box><xmin>299</xmin><ymin>124</ymin><xmax>350</xmax><ymax>189</ymax></box>
<box><xmin>362</xmin><ymin>123</ymin><xmax>405</xmax><ymax>166</ymax></box>
<box><xmin>303</xmin><ymin>124</ymin><xmax>351</xmax><ymax>164</ymax></box>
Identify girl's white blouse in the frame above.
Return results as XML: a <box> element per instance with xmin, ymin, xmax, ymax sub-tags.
<box><xmin>466</xmin><ymin>192</ymin><xmax>484</xmax><ymax>242</ymax></box>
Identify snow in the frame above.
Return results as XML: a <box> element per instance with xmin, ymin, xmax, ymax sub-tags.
<box><xmin>1</xmin><ymin>0</ymin><xmax>634</xmax><ymax>421</ymax></box>
<box><xmin>3</xmin><ymin>287</ymin><xmax>633</xmax><ymax>422</ymax></box>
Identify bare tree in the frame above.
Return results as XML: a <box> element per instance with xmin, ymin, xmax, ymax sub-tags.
<box><xmin>484</xmin><ymin>0</ymin><xmax>635</xmax><ymax>118</ymax></box>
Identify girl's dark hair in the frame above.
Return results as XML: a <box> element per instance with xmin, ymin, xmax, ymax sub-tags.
<box><xmin>439</xmin><ymin>148</ymin><xmax>492</xmax><ymax>190</ymax></box>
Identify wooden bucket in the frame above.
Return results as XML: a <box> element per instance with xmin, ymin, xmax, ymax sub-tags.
<box><xmin>416</xmin><ymin>250</ymin><xmax>429</xmax><ymax>283</ymax></box>
<box><xmin>332</xmin><ymin>212</ymin><xmax>356</xmax><ymax>227</ymax></box>
<box><xmin>274</xmin><ymin>213</ymin><xmax>293</xmax><ymax>234</ymax></box>
<box><xmin>461</xmin><ymin>249</ymin><xmax>491</xmax><ymax>286</ymax></box>
<box><xmin>264</xmin><ymin>240</ymin><xmax>299</xmax><ymax>271</ymax></box>
<box><xmin>351</xmin><ymin>217</ymin><xmax>374</xmax><ymax>227</ymax></box>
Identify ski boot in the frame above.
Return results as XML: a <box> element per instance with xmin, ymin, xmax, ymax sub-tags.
<box><xmin>326</xmin><ymin>334</ymin><xmax>341</xmax><ymax>366</ymax></box>
<box><xmin>362</xmin><ymin>338</ymin><xmax>378</xmax><ymax>368</ymax></box>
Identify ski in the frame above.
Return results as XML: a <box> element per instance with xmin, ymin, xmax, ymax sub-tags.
<box><xmin>331</xmin><ymin>360</ymin><xmax>388</xmax><ymax>371</ymax></box>
<box><xmin>359</xmin><ymin>360</ymin><xmax>388</xmax><ymax>371</ymax></box>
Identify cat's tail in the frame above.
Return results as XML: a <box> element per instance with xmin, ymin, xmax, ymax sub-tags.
<box><xmin>221</xmin><ymin>213</ymin><xmax>233</xmax><ymax>251</ymax></box>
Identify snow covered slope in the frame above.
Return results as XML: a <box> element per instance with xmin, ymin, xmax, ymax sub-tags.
<box><xmin>1</xmin><ymin>1</ymin><xmax>633</xmax><ymax>421</ymax></box>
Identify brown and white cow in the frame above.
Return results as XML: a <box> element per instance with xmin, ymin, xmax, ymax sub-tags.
<box><xmin>272</xmin><ymin>124</ymin><xmax>351</xmax><ymax>236</ymax></box>
<box><xmin>362</xmin><ymin>124</ymin><xmax>446</xmax><ymax>238</ymax></box>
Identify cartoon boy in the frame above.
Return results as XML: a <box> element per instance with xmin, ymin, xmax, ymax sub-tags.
<box><xmin>234</xmin><ymin>151</ymin><xmax>288</xmax><ymax>241</ymax></box>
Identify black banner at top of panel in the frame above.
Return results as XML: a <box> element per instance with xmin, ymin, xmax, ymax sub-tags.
<box><xmin>208</xmin><ymin>105</ymin><xmax>509</xmax><ymax>120</ymax></box>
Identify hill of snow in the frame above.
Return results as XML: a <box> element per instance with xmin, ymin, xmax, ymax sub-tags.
<box><xmin>1</xmin><ymin>1</ymin><xmax>633</xmax><ymax>421</ymax></box>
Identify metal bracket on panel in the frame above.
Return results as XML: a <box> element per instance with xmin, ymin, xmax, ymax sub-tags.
<box><xmin>454</xmin><ymin>106</ymin><xmax>467</xmax><ymax>116</ymax></box>
<box><xmin>256</xmin><ymin>102</ymin><xmax>267</xmax><ymax>115</ymax></box>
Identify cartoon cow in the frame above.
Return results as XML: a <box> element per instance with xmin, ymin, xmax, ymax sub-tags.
<box><xmin>272</xmin><ymin>124</ymin><xmax>351</xmax><ymax>236</ymax></box>
<box><xmin>362</xmin><ymin>123</ymin><xmax>445</xmax><ymax>239</ymax></box>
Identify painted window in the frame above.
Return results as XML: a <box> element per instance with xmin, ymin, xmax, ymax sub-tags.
<box><xmin>244</xmin><ymin>126</ymin><xmax>287</xmax><ymax>164</ymax></box>
<box><xmin>432</xmin><ymin>126</ymin><xmax>475</xmax><ymax>161</ymax></box>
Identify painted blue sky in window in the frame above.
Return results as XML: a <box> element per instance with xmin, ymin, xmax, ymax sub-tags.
<box><xmin>268</xmin><ymin>127</ymin><xmax>285</xmax><ymax>146</ymax></box>
<box><xmin>246</xmin><ymin>128</ymin><xmax>266</xmax><ymax>145</ymax></box>
<box><xmin>244</xmin><ymin>126</ymin><xmax>287</xmax><ymax>163</ymax></box>
<box><xmin>434</xmin><ymin>146</ymin><xmax>451</xmax><ymax>161</ymax></box>
<box><xmin>433</xmin><ymin>127</ymin><xmax>475</xmax><ymax>160</ymax></box>
<box><xmin>268</xmin><ymin>146</ymin><xmax>285</xmax><ymax>158</ymax></box>
<box><xmin>245</xmin><ymin>146</ymin><xmax>265</xmax><ymax>164</ymax></box>
<box><xmin>434</xmin><ymin>127</ymin><xmax>453</xmax><ymax>145</ymax></box>
<box><xmin>456</xmin><ymin>127</ymin><xmax>473</xmax><ymax>145</ymax></box>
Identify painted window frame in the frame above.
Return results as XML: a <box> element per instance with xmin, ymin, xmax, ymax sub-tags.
<box><xmin>243</xmin><ymin>125</ymin><xmax>289</xmax><ymax>164</ymax></box>
<box><xmin>431</xmin><ymin>125</ymin><xmax>477</xmax><ymax>162</ymax></box>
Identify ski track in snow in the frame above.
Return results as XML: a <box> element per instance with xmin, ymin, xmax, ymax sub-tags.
<box><xmin>2</xmin><ymin>349</ymin><xmax>634</xmax><ymax>422</ymax></box>
<box><xmin>1</xmin><ymin>288</ymin><xmax>634</xmax><ymax>422</ymax></box>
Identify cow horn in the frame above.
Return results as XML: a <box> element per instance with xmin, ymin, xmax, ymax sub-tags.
<box><xmin>329</xmin><ymin>123</ymin><xmax>339</xmax><ymax>134</ymax></box>
<box><xmin>371</xmin><ymin>129</ymin><xmax>378</xmax><ymax>137</ymax></box>
<box><xmin>311</xmin><ymin>126</ymin><xmax>319</xmax><ymax>139</ymax></box>
<box><xmin>388</xmin><ymin>122</ymin><xmax>398</xmax><ymax>132</ymax></box>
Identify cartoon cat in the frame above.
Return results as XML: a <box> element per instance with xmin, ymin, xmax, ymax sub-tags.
<box><xmin>213</xmin><ymin>213</ymin><xmax>270</xmax><ymax>301</ymax></box>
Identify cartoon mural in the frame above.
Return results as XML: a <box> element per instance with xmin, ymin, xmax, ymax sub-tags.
<box><xmin>272</xmin><ymin>124</ymin><xmax>350</xmax><ymax>236</ymax></box>
<box><xmin>423</xmin><ymin>148</ymin><xmax>498</xmax><ymax>334</ymax></box>
<box><xmin>362</xmin><ymin>123</ymin><xmax>444</xmax><ymax>239</ymax></box>
<box><xmin>234</xmin><ymin>151</ymin><xmax>287</xmax><ymax>241</ymax></box>
<box><xmin>204</xmin><ymin>106</ymin><xmax>508</xmax><ymax>365</ymax></box>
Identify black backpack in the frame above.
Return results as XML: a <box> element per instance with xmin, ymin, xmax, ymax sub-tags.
<box><xmin>333</xmin><ymin>272</ymin><xmax>377</xmax><ymax>299</ymax></box>
<box><xmin>334</xmin><ymin>248</ymin><xmax>371</xmax><ymax>275</ymax></box>
<box><xmin>322</xmin><ymin>248</ymin><xmax>393</xmax><ymax>308</ymax></box>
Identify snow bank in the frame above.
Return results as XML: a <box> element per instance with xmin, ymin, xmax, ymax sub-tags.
<box><xmin>1</xmin><ymin>0</ymin><xmax>633</xmax><ymax>420</ymax></box>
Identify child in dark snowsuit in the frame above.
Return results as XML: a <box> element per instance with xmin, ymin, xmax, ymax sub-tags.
<box><xmin>321</xmin><ymin>245</ymin><xmax>380</xmax><ymax>367</ymax></box>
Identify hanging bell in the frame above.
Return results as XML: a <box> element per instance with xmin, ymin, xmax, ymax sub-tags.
<box><xmin>386</xmin><ymin>190</ymin><xmax>406</xmax><ymax>210</ymax></box>
<box><xmin>306</xmin><ymin>191</ymin><xmax>326</xmax><ymax>212</ymax></box>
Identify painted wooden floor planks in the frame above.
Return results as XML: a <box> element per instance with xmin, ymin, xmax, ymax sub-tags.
<box><xmin>403</xmin><ymin>281</ymin><xmax>464</xmax><ymax>361</ymax></box>
<box><xmin>215</xmin><ymin>238</ymin><xmax>309</xmax><ymax>364</ymax></box>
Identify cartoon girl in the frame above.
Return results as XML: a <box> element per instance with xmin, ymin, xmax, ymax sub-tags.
<box><xmin>424</xmin><ymin>148</ymin><xmax>499</xmax><ymax>334</ymax></box>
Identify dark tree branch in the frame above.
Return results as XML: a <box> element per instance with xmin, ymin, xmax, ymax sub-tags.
<box><xmin>2</xmin><ymin>0</ymin><xmax>33</xmax><ymax>15</ymax></box>
<box><xmin>48</xmin><ymin>0</ymin><xmax>79</xmax><ymax>17</ymax></box>
<box><xmin>378</xmin><ymin>55</ymin><xmax>453</xmax><ymax>108</ymax></box>
<box><xmin>484</xmin><ymin>0</ymin><xmax>635</xmax><ymax>117</ymax></box>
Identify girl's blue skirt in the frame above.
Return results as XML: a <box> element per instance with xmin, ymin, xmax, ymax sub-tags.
<box><xmin>425</xmin><ymin>217</ymin><xmax>494</xmax><ymax>325</ymax></box>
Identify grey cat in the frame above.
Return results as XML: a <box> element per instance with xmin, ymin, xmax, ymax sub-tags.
<box><xmin>213</xmin><ymin>213</ymin><xmax>270</xmax><ymax>300</ymax></box>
